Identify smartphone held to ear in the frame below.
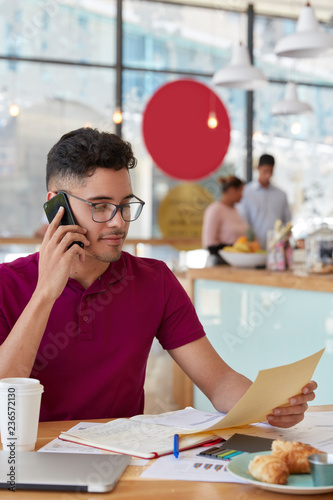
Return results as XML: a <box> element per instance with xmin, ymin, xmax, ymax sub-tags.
<box><xmin>43</xmin><ymin>192</ymin><xmax>84</xmax><ymax>249</ymax></box>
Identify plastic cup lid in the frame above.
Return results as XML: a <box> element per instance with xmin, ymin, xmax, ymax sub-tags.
<box><xmin>0</xmin><ymin>378</ymin><xmax>43</xmax><ymax>392</ymax></box>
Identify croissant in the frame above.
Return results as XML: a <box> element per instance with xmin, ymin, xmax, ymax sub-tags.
<box><xmin>248</xmin><ymin>454</ymin><xmax>289</xmax><ymax>485</ymax></box>
<box><xmin>271</xmin><ymin>439</ymin><xmax>322</xmax><ymax>474</ymax></box>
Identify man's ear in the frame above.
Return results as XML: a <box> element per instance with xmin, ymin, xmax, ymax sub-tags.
<box><xmin>46</xmin><ymin>191</ymin><xmax>57</xmax><ymax>201</ymax></box>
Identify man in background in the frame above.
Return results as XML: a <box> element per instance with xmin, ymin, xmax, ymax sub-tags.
<box><xmin>238</xmin><ymin>154</ymin><xmax>291</xmax><ymax>249</ymax></box>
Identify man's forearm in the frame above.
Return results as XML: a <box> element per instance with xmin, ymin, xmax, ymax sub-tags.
<box><xmin>210</xmin><ymin>369</ymin><xmax>252</xmax><ymax>413</ymax></box>
<box><xmin>0</xmin><ymin>291</ymin><xmax>55</xmax><ymax>378</ymax></box>
<box><xmin>169</xmin><ymin>337</ymin><xmax>252</xmax><ymax>415</ymax></box>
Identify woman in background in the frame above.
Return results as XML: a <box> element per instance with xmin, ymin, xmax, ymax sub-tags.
<box><xmin>202</xmin><ymin>176</ymin><xmax>249</xmax><ymax>265</ymax></box>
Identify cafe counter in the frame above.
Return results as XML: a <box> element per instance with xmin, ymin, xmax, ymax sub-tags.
<box><xmin>174</xmin><ymin>267</ymin><xmax>333</xmax><ymax>410</ymax></box>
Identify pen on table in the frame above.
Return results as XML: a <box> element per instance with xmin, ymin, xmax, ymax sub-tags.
<box><xmin>173</xmin><ymin>434</ymin><xmax>179</xmax><ymax>459</ymax></box>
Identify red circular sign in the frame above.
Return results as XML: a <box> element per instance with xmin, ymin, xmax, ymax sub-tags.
<box><xmin>142</xmin><ymin>79</ymin><xmax>231</xmax><ymax>180</ymax></box>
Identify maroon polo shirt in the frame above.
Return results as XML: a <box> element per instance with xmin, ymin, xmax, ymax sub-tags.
<box><xmin>0</xmin><ymin>252</ymin><xmax>205</xmax><ymax>421</ymax></box>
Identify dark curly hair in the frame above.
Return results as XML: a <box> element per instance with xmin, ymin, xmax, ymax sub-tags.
<box><xmin>46</xmin><ymin>128</ymin><xmax>137</xmax><ymax>189</ymax></box>
<box><xmin>218</xmin><ymin>175</ymin><xmax>244</xmax><ymax>193</ymax></box>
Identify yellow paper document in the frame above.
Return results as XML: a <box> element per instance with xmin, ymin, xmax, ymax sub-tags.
<box><xmin>206</xmin><ymin>348</ymin><xmax>325</xmax><ymax>430</ymax></box>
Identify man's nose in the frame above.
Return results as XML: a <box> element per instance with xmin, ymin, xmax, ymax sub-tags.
<box><xmin>106</xmin><ymin>208</ymin><xmax>126</xmax><ymax>227</ymax></box>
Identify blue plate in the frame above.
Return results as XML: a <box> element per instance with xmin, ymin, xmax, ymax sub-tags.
<box><xmin>227</xmin><ymin>451</ymin><xmax>333</xmax><ymax>495</ymax></box>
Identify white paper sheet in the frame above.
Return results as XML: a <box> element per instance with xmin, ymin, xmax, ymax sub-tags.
<box><xmin>133</xmin><ymin>407</ymin><xmax>226</xmax><ymax>431</ymax></box>
<box><xmin>245</xmin><ymin>411</ymin><xmax>333</xmax><ymax>453</ymax></box>
<box><xmin>140</xmin><ymin>445</ymin><xmax>247</xmax><ymax>483</ymax></box>
<box><xmin>38</xmin><ymin>422</ymin><xmax>104</xmax><ymax>454</ymax></box>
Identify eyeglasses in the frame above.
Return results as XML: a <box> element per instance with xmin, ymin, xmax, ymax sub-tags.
<box><xmin>59</xmin><ymin>191</ymin><xmax>145</xmax><ymax>223</ymax></box>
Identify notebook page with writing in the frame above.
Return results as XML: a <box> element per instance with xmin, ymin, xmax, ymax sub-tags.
<box><xmin>59</xmin><ymin>419</ymin><xmax>219</xmax><ymax>458</ymax></box>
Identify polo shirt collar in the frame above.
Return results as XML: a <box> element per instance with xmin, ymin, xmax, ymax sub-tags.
<box><xmin>67</xmin><ymin>252</ymin><xmax>128</xmax><ymax>294</ymax></box>
<box><xmin>90</xmin><ymin>252</ymin><xmax>127</xmax><ymax>293</ymax></box>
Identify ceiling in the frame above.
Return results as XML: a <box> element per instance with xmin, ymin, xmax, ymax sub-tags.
<box><xmin>154</xmin><ymin>0</ymin><xmax>333</xmax><ymax>23</ymax></box>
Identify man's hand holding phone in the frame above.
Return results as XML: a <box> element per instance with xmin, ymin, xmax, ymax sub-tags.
<box><xmin>37</xmin><ymin>201</ymin><xmax>90</xmax><ymax>302</ymax></box>
<box><xmin>43</xmin><ymin>192</ymin><xmax>85</xmax><ymax>249</ymax></box>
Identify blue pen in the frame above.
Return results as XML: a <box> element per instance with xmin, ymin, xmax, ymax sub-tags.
<box><xmin>173</xmin><ymin>434</ymin><xmax>179</xmax><ymax>458</ymax></box>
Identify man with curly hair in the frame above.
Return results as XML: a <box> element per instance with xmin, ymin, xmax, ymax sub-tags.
<box><xmin>0</xmin><ymin>129</ymin><xmax>315</xmax><ymax>425</ymax></box>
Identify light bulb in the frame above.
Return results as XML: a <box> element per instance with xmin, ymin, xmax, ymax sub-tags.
<box><xmin>207</xmin><ymin>111</ymin><xmax>218</xmax><ymax>129</ymax></box>
<box><xmin>9</xmin><ymin>104</ymin><xmax>20</xmax><ymax>117</ymax></box>
<box><xmin>113</xmin><ymin>109</ymin><xmax>123</xmax><ymax>124</ymax></box>
<box><xmin>291</xmin><ymin>121</ymin><xmax>301</xmax><ymax>135</ymax></box>
<box><xmin>253</xmin><ymin>131</ymin><xmax>263</xmax><ymax>141</ymax></box>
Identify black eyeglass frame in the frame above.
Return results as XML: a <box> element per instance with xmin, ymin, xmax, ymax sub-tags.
<box><xmin>57</xmin><ymin>191</ymin><xmax>145</xmax><ymax>223</ymax></box>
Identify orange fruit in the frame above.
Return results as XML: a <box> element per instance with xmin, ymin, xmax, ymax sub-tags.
<box><xmin>248</xmin><ymin>241</ymin><xmax>261</xmax><ymax>252</ymax></box>
<box><xmin>235</xmin><ymin>235</ymin><xmax>248</xmax><ymax>245</ymax></box>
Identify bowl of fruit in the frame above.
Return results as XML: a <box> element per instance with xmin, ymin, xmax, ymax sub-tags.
<box><xmin>220</xmin><ymin>235</ymin><xmax>267</xmax><ymax>268</ymax></box>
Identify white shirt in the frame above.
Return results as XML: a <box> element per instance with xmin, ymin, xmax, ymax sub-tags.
<box><xmin>237</xmin><ymin>181</ymin><xmax>291</xmax><ymax>249</ymax></box>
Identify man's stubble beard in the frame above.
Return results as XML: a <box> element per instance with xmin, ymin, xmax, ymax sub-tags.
<box><xmin>87</xmin><ymin>247</ymin><xmax>123</xmax><ymax>264</ymax></box>
<box><xmin>85</xmin><ymin>229</ymin><xmax>128</xmax><ymax>264</ymax></box>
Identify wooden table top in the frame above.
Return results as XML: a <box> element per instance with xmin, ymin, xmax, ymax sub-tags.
<box><xmin>1</xmin><ymin>406</ymin><xmax>333</xmax><ymax>499</ymax></box>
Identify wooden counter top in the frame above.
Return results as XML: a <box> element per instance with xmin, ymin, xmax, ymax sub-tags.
<box><xmin>185</xmin><ymin>266</ymin><xmax>333</xmax><ymax>293</ymax></box>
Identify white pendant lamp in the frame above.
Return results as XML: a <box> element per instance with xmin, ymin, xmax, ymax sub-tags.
<box><xmin>271</xmin><ymin>82</ymin><xmax>313</xmax><ymax>115</ymax></box>
<box><xmin>212</xmin><ymin>42</ymin><xmax>267</xmax><ymax>90</ymax></box>
<box><xmin>275</xmin><ymin>3</ymin><xmax>333</xmax><ymax>58</ymax></box>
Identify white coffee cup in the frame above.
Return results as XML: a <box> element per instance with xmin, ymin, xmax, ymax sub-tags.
<box><xmin>0</xmin><ymin>378</ymin><xmax>44</xmax><ymax>452</ymax></box>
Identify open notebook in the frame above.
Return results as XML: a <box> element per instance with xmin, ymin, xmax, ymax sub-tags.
<box><xmin>59</xmin><ymin>420</ymin><xmax>220</xmax><ymax>459</ymax></box>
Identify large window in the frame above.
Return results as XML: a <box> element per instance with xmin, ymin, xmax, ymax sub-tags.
<box><xmin>255</xmin><ymin>15</ymin><xmax>333</xmax><ymax>86</ymax></box>
<box><xmin>0</xmin><ymin>0</ymin><xmax>116</xmax><ymax>64</ymax></box>
<box><xmin>123</xmin><ymin>1</ymin><xmax>240</xmax><ymax>74</ymax></box>
<box><xmin>122</xmin><ymin>1</ymin><xmax>247</xmax><ymax>238</ymax></box>
<box><xmin>0</xmin><ymin>1</ymin><xmax>116</xmax><ymax>236</ymax></box>
<box><xmin>253</xmin><ymin>15</ymin><xmax>333</xmax><ymax>225</ymax></box>
<box><xmin>0</xmin><ymin>0</ymin><xmax>332</xmax><ymax>239</ymax></box>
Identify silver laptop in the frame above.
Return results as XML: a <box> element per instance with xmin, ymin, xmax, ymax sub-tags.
<box><xmin>0</xmin><ymin>451</ymin><xmax>130</xmax><ymax>493</ymax></box>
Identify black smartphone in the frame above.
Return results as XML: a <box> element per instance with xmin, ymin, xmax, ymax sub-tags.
<box><xmin>43</xmin><ymin>192</ymin><xmax>84</xmax><ymax>249</ymax></box>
